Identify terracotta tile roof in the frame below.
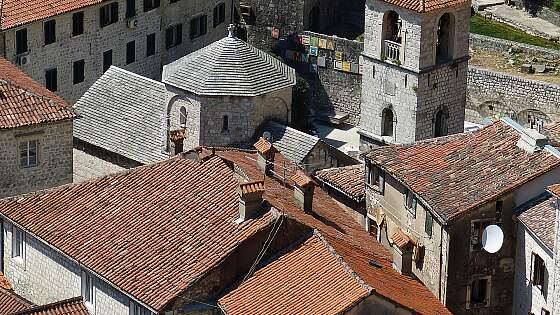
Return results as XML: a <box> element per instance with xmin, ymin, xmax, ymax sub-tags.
<box><xmin>291</xmin><ymin>170</ymin><xmax>313</xmax><ymax>187</ymax></box>
<box><xmin>0</xmin><ymin>273</ymin><xmax>12</xmax><ymax>290</ymax></box>
<box><xmin>238</xmin><ymin>180</ymin><xmax>265</xmax><ymax>194</ymax></box>
<box><xmin>0</xmin><ymin>287</ymin><xmax>33</xmax><ymax>315</ymax></box>
<box><xmin>0</xmin><ymin>0</ymin><xmax>104</xmax><ymax>30</ymax></box>
<box><xmin>549</xmin><ymin>184</ymin><xmax>560</xmax><ymax>197</ymax></box>
<box><xmin>544</xmin><ymin>121</ymin><xmax>560</xmax><ymax>146</ymax></box>
<box><xmin>315</xmin><ymin>164</ymin><xmax>365</xmax><ymax>201</ymax></box>
<box><xmin>379</xmin><ymin>0</ymin><xmax>469</xmax><ymax>12</ymax></box>
<box><xmin>517</xmin><ymin>193</ymin><xmax>557</xmax><ymax>251</ymax></box>
<box><xmin>253</xmin><ymin>137</ymin><xmax>273</xmax><ymax>154</ymax></box>
<box><xmin>218</xmin><ymin>232</ymin><xmax>370</xmax><ymax>315</ymax></box>
<box><xmin>0</xmin><ymin>156</ymin><xmax>274</xmax><ymax>311</ymax></box>
<box><xmin>0</xmin><ymin>58</ymin><xmax>76</xmax><ymax>129</ymax></box>
<box><xmin>212</xmin><ymin>149</ymin><xmax>449</xmax><ymax>314</ymax></box>
<box><xmin>365</xmin><ymin>121</ymin><xmax>560</xmax><ymax>222</ymax></box>
<box><xmin>11</xmin><ymin>297</ymin><xmax>89</xmax><ymax>315</ymax></box>
<box><xmin>391</xmin><ymin>229</ymin><xmax>414</xmax><ymax>248</ymax></box>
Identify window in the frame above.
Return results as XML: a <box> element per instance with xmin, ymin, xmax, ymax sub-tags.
<box><xmin>129</xmin><ymin>301</ymin><xmax>150</xmax><ymax>315</ymax></box>
<box><xmin>73</xmin><ymin>60</ymin><xmax>85</xmax><ymax>84</ymax></box>
<box><xmin>126</xmin><ymin>41</ymin><xmax>135</xmax><ymax>64</ymax></box>
<box><xmin>190</xmin><ymin>15</ymin><xmax>207</xmax><ymax>39</ymax></box>
<box><xmin>366</xmin><ymin>163</ymin><xmax>385</xmax><ymax>194</ymax></box>
<box><xmin>44</xmin><ymin>20</ymin><xmax>56</xmax><ymax>45</ymax></box>
<box><xmin>19</xmin><ymin>140</ymin><xmax>38</xmax><ymax>168</ymax></box>
<box><xmin>471</xmin><ymin>220</ymin><xmax>493</xmax><ymax>251</ymax></box>
<box><xmin>15</xmin><ymin>29</ymin><xmax>28</xmax><ymax>55</ymax></box>
<box><xmin>73</xmin><ymin>12</ymin><xmax>84</xmax><ymax>36</ymax></box>
<box><xmin>436</xmin><ymin>13</ymin><xmax>455</xmax><ymax>63</ymax></box>
<box><xmin>213</xmin><ymin>3</ymin><xmax>226</xmax><ymax>27</ymax></box>
<box><xmin>532</xmin><ymin>253</ymin><xmax>546</xmax><ymax>291</ymax></box>
<box><xmin>403</xmin><ymin>188</ymin><xmax>417</xmax><ymax>217</ymax></box>
<box><xmin>100</xmin><ymin>2</ymin><xmax>118</xmax><ymax>27</ymax></box>
<box><xmin>45</xmin><ymin>68</ymin><xmax>57</xmax><ymax>92</ymax></box>
<box><xmin>222</xmin><ymin>115</ymin><xmax>229</xmax><ymax>132</ymax></box>
<box><xmin>126</xmin><ymin>0</ymin><xmax>136</xmax><ymax>18</ymax></box>
<box><xmin>382</xmin><ymin>11</ymin><xmax>402</xmax><ymax>61</ymax></box>
<box><xmin>425</xmin><ymin>211</ymin><xmax>433</xmax><ymax>237</ymax></box>
<box><xmin>143</xmin><ymin>0</ymin><xmax>160</xmax><ymax>12</ymax></box>
<box><xmin>467</xmin><ymin>277</ymin><xmax>491</xmax><ymax>308</ymax></box>
<box><xmin>165</xmin><ymin>24</ymin><xmax>182</xmax><ymax>49</ymax></box>
<box><xmin>381</xmin><ymin>108</ymin><xmax>394</xmax><ymax>137</ymax></box>
<box><xmin>103</xmin><ymin>50</ymin><xmax>113</xmax><ymax>73</ymax></box>
<box><xmin>434</xmin><ymin>109</ymin><xmax>448</xmax><ymax>137</ymax></box>
<box><xmin>11</xmin><ymin>226</ymin><xmax>24</xmax><ymax>259</ymax></box>
<box><xmin>146</xmin><ymin>33</ymin><xmax>156</xmax><ymax>56</ymax></box>
<box><xmin>180</xmin><ymin>107</ymin><xmax>187</xmax><ymax>127</ymax></box>
<box><xmin>81</xmin><ymin>271</ymin><xmax>94</xmax><ymax>307</ymax></box>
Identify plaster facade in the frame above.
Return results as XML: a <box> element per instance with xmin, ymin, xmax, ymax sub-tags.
<box><xmin>0</xmin><ymin>120</ymin><xmax>73</xmax><ymax>199</ymax></box>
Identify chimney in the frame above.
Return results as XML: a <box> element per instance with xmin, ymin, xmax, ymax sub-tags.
<box><xmin>391</xmin><ymin>229</ymin><xmax>415</xmax><ymax>276</ymax></box>
<box><xmin>236</xmin><ymin>180</ymin><xmax>265</xmax><ymax>222</ymax></box>
<box><xmin>517</xmin><ymin>128</ymin><xmax>548</xmax><ymax>154</ymax></box>
<box><xmin>291</xmin><ymin>170</ymin><xmax>314</xmax><ymax>214</ymax></box>
<box><xmin>254</xmin><ymin>137</ymin><xmax>275</xmax><ymax>174</ymax></box>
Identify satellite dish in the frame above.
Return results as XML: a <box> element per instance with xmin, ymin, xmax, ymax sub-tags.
<box><xmin>482</xmin><ymin>225</ymin><xmax>504</xmax><ymax>254</ymax></box>
<box><xmin>263</xmin><ymin>131</ymin><xmax>272</xmax><ymax>141</ymax></box>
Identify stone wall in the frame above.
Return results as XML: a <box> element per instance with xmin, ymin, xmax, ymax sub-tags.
<box><xmin>470</xmin><ymin>33</ymin><xmax>560</xmax><ymax>61</ymax></box>
<box><xmin>0</xmin><ymin>120</ymin><xmax>73</xmax><ymax>199</ymax></box>
<box><xmin>466</xmin><ymin>66</ymin><xmax>560</xmax><ymax>124</ymax></box>
<box><xmin>0</xmin><ymin>0</ymin><xmax>229</xmax><ymax>104</ymax></box>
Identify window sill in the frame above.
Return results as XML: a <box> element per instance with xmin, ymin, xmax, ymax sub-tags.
<box><xmin>20</xmin><ymin>164</ymin><xmax>39</xmax><ymax>169</ymax></box>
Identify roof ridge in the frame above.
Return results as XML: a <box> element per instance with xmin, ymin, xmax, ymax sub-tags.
<box><xmin>106</xmin><ymin>66</ymin><xmax>165</xmax><ymax>87</ymax></box>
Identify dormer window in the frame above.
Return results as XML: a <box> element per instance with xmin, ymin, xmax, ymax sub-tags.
<box><xmin>382</xmin><ymin>11</ymin><xmax>402</xmax><ymax>62</ymax></box>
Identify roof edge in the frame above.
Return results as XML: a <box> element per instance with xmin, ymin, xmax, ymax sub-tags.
<box><xmin>10</xmin><ymin>296</ymin><xmax>85</xmax><ymax>315</ymax></box>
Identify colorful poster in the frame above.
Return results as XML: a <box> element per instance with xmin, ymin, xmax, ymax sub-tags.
<box><xmin>318</xmin><ymin>39</ymin><xmax>327</xmax><ymax>49</ymax></box>
<box><xmin>271</xmin><ymin>28</ymin><xmax>279</xmax><ymax>39</ymax></box>
<box><xmin>309</xmin><ymin>37</ymin><xmax>319</xmax><ymax>47</ymax></box>
<box><xmin>302</xmin><ymin>53</ymin><xmax>309</xmax><ymax>63</ymax></box>
<box><xmin>302</xmin><ymin>35</ymin><xmax>310</xmax><ymax>45</ymax></box>
<box><xmin>334</xmin><ymin>61</ymin><xmax>343</xmax><ymax>70</ymax></box>
<box><xmin>351</xmin><ymin>63</ymin><xmax>359</xmax><ymax>73</ymax></box>
<box><xmin>335</xmin><ymin>51</ymin><xmax>343</xmax><ymax>61</ymax></box>
<box><xmin>309</xmin><ymin>46</ymin><xmax>318</xmax><ymax>56</ymax></box>
<box><xmin>326</xmin><ymin>39</ymin><xmax>335</xmax><ymax>50</ymax></box>
<box><xmin>342</xmin><ymin>62</ymin><xmax>351</xmax><ymax>72</ymax></box>
<box><xmin>310</xmin><ymin>64</ymin><xmax>318</xmax><ymax>73</ymax></box>
<box><xmin>359</xmin><ymin>64</ymin><xmax>364</xmax><ymax>75</ymax></box>
<box><xmin>317</xmin><ymin>56</ymin><xmax>326</xmax><ymax>67</ymax></box>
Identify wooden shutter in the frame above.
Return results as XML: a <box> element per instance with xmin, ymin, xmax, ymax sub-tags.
<box><xmin>111</xmin><ymin>2</ymin><xmax>118</xmax><ymax>23</ymax></box>
<box><xmin>213</xmin><ymin>6</ymin><xmax>219</xmax><ymax>27</ymax></box>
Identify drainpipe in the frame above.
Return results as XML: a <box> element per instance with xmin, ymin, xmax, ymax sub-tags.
<box><xmin>438</xmin><ymin>223</ymin><xmax>444</xmax><ymax>302</ymax></box>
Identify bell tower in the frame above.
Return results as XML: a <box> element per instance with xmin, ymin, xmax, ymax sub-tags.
<box><xmin>358</xmin><ymin>0</ymin><xmax>471</xmax><ymax>147</ymax></box>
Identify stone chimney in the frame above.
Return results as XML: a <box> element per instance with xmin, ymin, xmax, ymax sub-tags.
<box><xmin>517</xmin><ymin>128</ymin><xmax>548</xmax><ymax>154</ymax></box>
<box><xmin>291</xmin><ymin>170</ymin><xmax>314</xmax><ymax>214</ymax></box>
<box><xmin>391</xmin><ymin>229</ymin><xmax>415</xmax><ymax>276</ymax></box>
<box><xmin>254</xmin><ymin>137</ymin><xmax>275</xmax><ymax>174</ymax></box>
<box><xmin>236</xmin><ymin>180</ymin><xmax>265</xmax><ymax>222</ymax></box>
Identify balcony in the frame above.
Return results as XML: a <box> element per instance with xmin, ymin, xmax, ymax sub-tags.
<box><xmin>383</xmin><ymin>40</ymin><xmax>401</xmax><ymax>63</ymax></box>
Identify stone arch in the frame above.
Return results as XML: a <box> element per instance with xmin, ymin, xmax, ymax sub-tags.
<box><xmin>517</xmin><ymin>109</ymin><xmax>552</xmax><ymax>129</ymax></box>
<box><xmin>435</xmin><ymin>12</ymin><xmax>455</xmax><ymax>64</ymax></box>
<box><xmin>433</xmin><ymin>106</ymin><xmax>449</xmax><ymax>137</ymax></box>
<box><xmin>381</xmin><ymin>107</ymin><xmax>395</xmax><ymax>137</ymax></box>
<box><xmin>381</xmin><ymin>11</ymin><xmax>402</xmax><ymax>61</ymax></box>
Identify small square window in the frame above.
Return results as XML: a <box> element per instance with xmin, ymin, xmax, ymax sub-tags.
<box><xmin>20</xmin><ymin>140</ymin><xmax>38</xmax><ymax>168</ymax></box>
<box><xmin>45</xmin><ymin>68</ymin><xmax>57</xmax><ymax>92</ymax></box>
<box><xmin>44</xmin><ymin>20</ymin><xmax>56</xmax><ymax>45</ymax></box>
<box><xmin>467</xmin><ymin>277</ymin><xmax>491</xmax><ymax>308</ymax></box>
<box><xmin>100</xmin><ymin>2</ymin><xmax>118</xmax><ymax>27</ymax></box>
<box><xmin>165</xmin><ymin>24</ymin><xmax>182</xmax><ymax>49</ymax></box>
<box><xmin>190</xmin><ymin>15</ymin><xmax>207</xmax><ymax>39</ymax></box>
<box><xmin>15</xmin><ymin>29</ymin><xmax>28</xmax><ymax>55</ymax></box>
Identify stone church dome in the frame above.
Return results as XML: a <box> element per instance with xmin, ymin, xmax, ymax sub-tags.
<box><xmin>162</xmin><ymin>26</ymin><xmax>296</xmax><ymax>97</ymax></box>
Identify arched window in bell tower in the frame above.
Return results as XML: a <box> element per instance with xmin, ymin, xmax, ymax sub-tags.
<box><xmin>381</xmin><ymin>11</ymin><xmax>402</xmax><ymax>61</ymax></box>
<box><xmin>436</xmin><ymin>13</ymin><xmax>455</xmax><ymax>64</ymax></box>
<box><xmin>434</xmin><ymin>108</ymin><xmax>449</xmax><ymax>137</ymax></box>
<box><xmin>381</xmin><ymin>108</ymin><xmax>394</xmax><ymax>137</ymax></box>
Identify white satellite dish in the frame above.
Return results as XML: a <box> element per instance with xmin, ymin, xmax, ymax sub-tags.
<box><xmin>263</xmin><ymin>131</ymin><xmax>272</xmax><ymax>141</ymax></box>
<box><xmin>482</xmin><ymin>225</ymin><xmax>504</xmax><ymax>254</ymax></box>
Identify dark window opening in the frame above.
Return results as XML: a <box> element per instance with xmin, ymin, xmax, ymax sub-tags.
<box><xmin>436</xmin><ymin>13</ymin><xmax>455</xmax><ymax>64</ymax></box>
<box><xmin>381</xmin><ymin>108</ymin><xmax>394</xmax><ymax>137</ymax></box>
<box><xmin>15</xmin><ymin>29</ymin><xmax>28</xmax><ymax>55</ymax></box>
<box><xmin>222</xmin><ymin>115</ymin><xmax>229</xmax><ymax>132</ymax></box>
<box><xmin>103</xmin><ymin>50</ymin><xmax>113</xmax><ymax>73</ymax></box>
<box><xmin>126</xmin><ymin>0</ymin><xmax>136</xmax><ymax>18</ymax></box>
<box><xmin>44</xmin><ymin>20</ymin><xmax>56</xmax><ymax>45</ymax></box>
<box><xmin>143</xmin><ymin>0</ymin><xmax>160</xmax><ymax>12</ymax></box>
<box><xmin>470</xmin><ymin>278</ymin><xmax>488</xmax><ymax>305</ymax></box>
<box><xmin>213</xmin><ymin>3</ymin><xmax>226</xmax><ymax>27</ymax></box>
<box><xmin>73</xmin><ymin>12</ymin><xmax>84</xmax><ymax>36</ymax></box>
<box><xmin>434</xmin><ymin>109</ymin><xmax>448</xmax><ymax>137</ymax></box>
<box><xmin>146</xmin><ymin>33</ymin><xmax>156</xmax><ymax>56</ymax></box>
<box><xmin>180</xmin><ymin>107</ymin><xmax>187</xmax><ymax>127</ymax></box>
<box><xmin>45</xmin><ymin>68</ymin><xmax>57</xmax><ymax>92</ymax></box>
<box><xmin>532</xmin><ymin>253</ymin><xmax>545</xmax><ymax>291</ymax></box>
<box><xmin>73</xmin><ymin>60</ymin><xmax>85</xmax><ymax>84</ymax></box>
<box><xmin>126</xmin><ymin>41</ymin><xmax>135</xmax><ymax>64</ymax></box>
<box><xmin>165</xmin><ymin>24</ymin><xmax>183</xmax><ymax>49</ymax></box>
<box><xmin>100</xmin><ymin>2</ymin><xmax>119</xmax><ymax>27</ymax></box>
<box><xmin>190</xmin><ymin>15</ymin><xmax>207</xmax><ymax>39</ymax></box>
<box><xmin>425</xmin><ymin>211</ymin><xmax>433</xmax><ymax>236</ymax></box>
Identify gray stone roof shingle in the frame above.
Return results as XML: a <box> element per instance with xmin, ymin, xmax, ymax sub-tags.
<box><xmin>264</xmin><ymin>121</ymin><xmax>320</xmax><ymax>165</ymax></box>
<box><xmin>517</xmin><ymin>193</ymin><xmax>557</xmax><ymax>251</ymax></box>
<box><xmin>73</xmin><ymin>67</ymin><xmax>169</xmax><ymax>164</ymax></box>
<box><xmin>162</xmin><ymin>35</ymin><xmax>296</xmax><ymax>97</ymax></box>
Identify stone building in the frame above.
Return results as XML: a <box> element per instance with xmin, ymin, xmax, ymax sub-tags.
<box><xmin>358</xmin><ymin>0</ymin><xmax>470</xmax><ymax>146</ymax></box>
<box><xmin>0</xmin><ymin>143</ymin><xmax>450</xmax><ymax>314</ymax></box>
<box><xmin>513</xmin><ymin>187</ymin><xmax>560</xmax><ymax>315</ymax></box>
<box><xmin>0</xmin><ymin>0</ymin><xmax>231</xmax><ymax>103</ymax></box>
<box><xmin>0</xmin><ymin>57</ymin><xmax>77</xmax><ymax>199</ymax></box>
<box><xmin>363</xmin><ymin>118</ymin><xmax>560</xmax><ymax>314</ymax></box>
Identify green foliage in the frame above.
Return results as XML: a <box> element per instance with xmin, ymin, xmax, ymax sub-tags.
<box><xmin>553</xmin><ymin>0</ymin><xmax>560</xmax><ymax>12</ymax></box>
<box><xmin>470</xmin><ymin>14</ymin><xmax>560</xmax><ymax>50</ymax></box>
<box><xmin>291</xmin><ymin>74</ymin><xmax>310</xmax><ymax>129</ymax></box>
<box><xmin>356</xmin><ymin>34</ymin><xmax>364</xmax><ymax>42</ymax></box>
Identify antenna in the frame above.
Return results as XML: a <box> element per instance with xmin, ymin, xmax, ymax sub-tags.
<box><xmin>263</xmin><ymin>131</ymin><xmax>272</xmax><ymax>141</ymax></box>
<box><xmin>482</xmin><ymin>225</ymin><xmax>504</xmax><ymax>254</ymax></box>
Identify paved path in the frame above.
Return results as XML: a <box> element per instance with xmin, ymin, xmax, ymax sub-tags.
<box><xmin>480</xmin><ymin>3</ymin><xmax>560</xmax><ymax>39</ymax></box>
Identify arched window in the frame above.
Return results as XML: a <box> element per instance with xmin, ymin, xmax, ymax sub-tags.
<box><xmin>179</xmin><ymin>107</ymin><xmax>187</xmax><ymax>127</ymax></box>
<box><xmin>381</xmin><ymin>108</ymin><xmax>394</xmax><ymax>137</ymax></box>
<box><xmin>436</xmin><ymin>13</ymin><xmax>455</xmax><ymax>64</ymax></box>
<box><xmin>222</xmin><ymin>115</ymin><xmax>229</xmax><ymax>132</ymax></box>
<box><xmin>434</xmin><ymin>109</ymin><xmax>448</xmax><ymax>137</ymax></box>
<box><xmin>382</xmin><ymin>11</ymin><xmax>402</xmax><ymax>61</ymax></box>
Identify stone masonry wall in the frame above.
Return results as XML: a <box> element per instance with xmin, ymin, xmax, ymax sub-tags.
<box><xmin>470</xmin><ymin>33</ymin><xmax>560</xmax><ymax>61</ymax></box>
<box><xmin>0</xmin><ymin>120</ymin><xmax>73</xmax><ymax>199</ymax></box>
<box><xmin>466</xmin><ymin>67</ymin><xmax>560</xmax><ymax>124</ymax></box>
<box><xmin>1</xmin><ymin>0</ymin><xmax>229</xmax><ymax>104</ymax></box>
<box><xmin>2</xmin><ymin>220</ymin><xmax>134</xmax><ymax>314</ymax></box>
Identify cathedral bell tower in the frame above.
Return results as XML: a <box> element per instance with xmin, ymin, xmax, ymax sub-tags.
<box><xmin>358</xmin><ymin>0</ymin><xmax>471</xmax><ymax>147</ymax></box>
